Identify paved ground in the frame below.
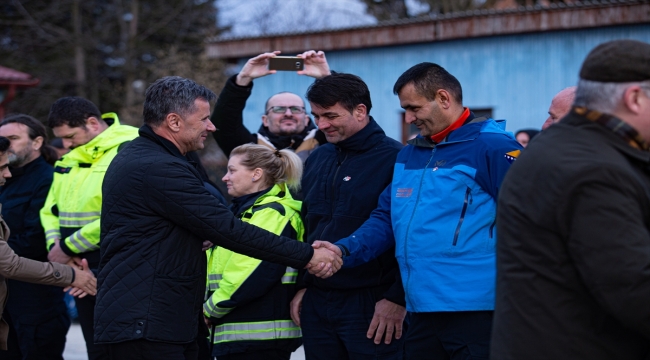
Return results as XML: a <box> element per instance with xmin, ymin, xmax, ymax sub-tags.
<box><xmin>64</xmin><ymin>323</ymin><xmax>306</xmax><ymax>359</ymax></box>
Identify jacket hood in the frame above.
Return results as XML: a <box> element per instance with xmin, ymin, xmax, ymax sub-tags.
<box><xmin>257</xmin><ymin>183</ymin><xmax>301</xmax><ymax>213</ymax></box>
<box><xmin>62</xmin><ymin>117</ymin><xmax>138</xmax><ymax>164</ymax></box>
<box><xmin>335</xmin><ymin>116</ymin><xmax>386</xmax><ymax>152</ymax></box>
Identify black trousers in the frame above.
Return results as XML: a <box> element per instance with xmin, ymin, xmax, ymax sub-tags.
<box><xmin>300</xmin><ymin>287</ymin><xmax>405</xmax><ymax>360</ymax></box>
<box><xmin>76</xmin><ymin>295</ymin><xmax>110</xmax><ymax>360</ymax></box>
<box><xmin>107</xmin><ymin>339</ymin><xmax>199</xmax><ymax>360</ymax></box>
<box><xmin>0</xmin><ymin>280</ymin><xmax>69</xmax><ymax>360</ymax></box>
<box><xmin>404</xmin><ymin>311</ymin><xmax>493</xmax><ymax>360</ymax></box>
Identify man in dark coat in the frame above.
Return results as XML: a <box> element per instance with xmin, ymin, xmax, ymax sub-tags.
<box><xmin>95</xmin><ymin>76</ymin><xmax>341</xmax><ymax>360</ymax></box>
<box><xmin>492</xmin><ymin>39</ymin><xmax>650</xmax><ymax>360</ymax></box>
<box><xmin>0</xmin><ymin>115</ymin><xmax>69</xmax><ymax>360</ymax></box>
<box><xmin>289</xmin><ymin>72</ymin><xmax>406</xmax><ymax>359</ymax></box>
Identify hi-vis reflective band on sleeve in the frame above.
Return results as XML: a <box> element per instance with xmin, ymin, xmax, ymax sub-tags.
<box><xmin>68</xmin><ymin>230</ymin><xmax>99</xmax><ymax>252</ymax></box>
<box><xmin>281</xmin><ymin>267</ymin><xmax>298</xmax><ymax>284</ymax></box>
<box><xmin>59</xmin><ymin>211</ymin><xmax>100</xmax><ymax>227</ymax></box>
<box><xmin>207</xmin><ymin>274</ymin><xmax>222</xmax><ymax>291</ymax></box>
<box><xmin>204</xmin><ymin>296</ymin><xmax>233</xmax><ymax>319</ymax></box>
<box><xmin>45</xmin><ymin>229</ymin><xmax>61</xmax><ymax>242</ymax></box>
<box><xmin>211</xmin><ymin>320</ymin><xmax>301</xmax><ymax>343</ymax></box>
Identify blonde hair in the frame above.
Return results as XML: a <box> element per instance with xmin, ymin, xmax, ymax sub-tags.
<box><xmin>230</xmin><ymin>144</ymin><xmax>303</xmax><ymax>192</ymax></box>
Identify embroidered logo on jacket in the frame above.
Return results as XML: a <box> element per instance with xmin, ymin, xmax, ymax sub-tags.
<box><xmin>504</xmin><ymin>150</ymin><xmax>521</xmax><ymax>164</ymax></box>
<box><xmin>396</xmin><ymin>188</ymin><xmax>413</xmax><ymax>198</ymax></box>
<box><xmin>343</xmin><ymin>176</ymin><xmax>351</xmax><ymax>181</ymax></box>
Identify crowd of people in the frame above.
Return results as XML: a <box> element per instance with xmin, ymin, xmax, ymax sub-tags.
<box><xmin>0</xmin><ymin>38</ymin><xmax>648</xmax><ymax>360</ymax></box>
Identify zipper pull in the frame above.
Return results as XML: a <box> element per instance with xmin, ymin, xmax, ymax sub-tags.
<box><xmin>92</xmin><ymin>146</ymin><xmax>99</xmax><ymax>159</ymax></box>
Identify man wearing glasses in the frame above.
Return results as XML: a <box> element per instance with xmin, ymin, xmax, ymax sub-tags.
<box><xmin>210</xmin><ymin>51</ymin><xmax>330</xmax><ymax>162</ymax></box>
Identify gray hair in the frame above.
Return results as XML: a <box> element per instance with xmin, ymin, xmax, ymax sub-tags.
<box><xmin>574</xmin><ymin>79</ymin><xmax>650</xmax><ymax>114</ymax></box>
<box><xmin>143</xmin><ymin>76</ymin><xmax>216</xmax><ymax>126</ymax></box>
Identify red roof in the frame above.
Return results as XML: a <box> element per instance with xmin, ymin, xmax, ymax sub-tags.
<box><xmin>0</xmin><ymin>65</ymin><xmax>39</xmax><ymax>86</ymax></box>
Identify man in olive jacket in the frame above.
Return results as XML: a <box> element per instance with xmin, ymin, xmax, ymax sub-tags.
<box><xmin>492</xmin><ymin>40</ymin><xmax>650</xmax><ymax>359</ymax></box>
<box><xmin>95</xmin><ymin>76</ymin><xmax>341</xmax><ymax>359</ymax></box>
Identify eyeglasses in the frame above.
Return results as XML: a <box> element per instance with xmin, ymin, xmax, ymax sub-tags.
<box><xmin>266</xmin><ymin>106</ymin><xmax>305</xmax><ymax>114</ymax></box>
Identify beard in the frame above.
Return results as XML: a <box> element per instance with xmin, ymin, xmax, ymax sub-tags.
<box><xmin>7</xmin><ymin>149</ymin><xmax>31</xmax><ymax>167</ymax></box>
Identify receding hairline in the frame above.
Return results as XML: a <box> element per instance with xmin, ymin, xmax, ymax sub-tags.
<box><xmin>265</xmin><ymin>92</ymin><xmax>305</xmax><ymax>110</ymax></box>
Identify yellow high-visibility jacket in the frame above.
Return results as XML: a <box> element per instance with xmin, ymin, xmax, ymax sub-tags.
<box><xmin>204</xmin><ymin>183</ymin><xmax>304</xmax><ymax>356</ymax></box>
<box><xmin>40</xmin><ymin>113</ymin><xmax>138</xmax><ymax>264</ymax></box>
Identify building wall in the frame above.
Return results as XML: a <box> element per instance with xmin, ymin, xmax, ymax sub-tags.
<box><xmin>233</xmin><ymin>24</ymin><xmax>650</xmax><ymax>141</ymax></box>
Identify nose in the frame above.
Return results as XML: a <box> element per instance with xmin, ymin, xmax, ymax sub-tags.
<box><xmin>317</xmin><ymin>119</ymin><xmax>330</xmax><ymax>130</ymax></box>
<box><xmin>541</xmin><ymin>117</ymin><xmax>553</xmax><ymax>130</ymax></box>
<box><xmin>206</xmin><ymin>120</ymin><xmax>216</xmax><ymax>132</ymax></box>
<box><xmin>221</xmin><ymin>173</ymin><xmax>229</xmax><ymax>183</ymax></box>
<box><xmin>62</xmin><ymin>139</ymin><xmax>73</xmax><ymax>149</ymax></box>
<box><xmin>404</xmin><ymin>111</ymin><xmax>417</xmax><ymax>124</ymax></box>
<box><xmin>3</xmin><ymin>168</ymin><xmax>11</xmax><ymax>179</ymax></box>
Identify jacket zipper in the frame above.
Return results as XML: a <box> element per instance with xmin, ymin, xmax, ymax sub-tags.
<box><xmin>317</xmin><ymin>147</ymin><xmax>348</xmax><ymax>240</ymax></box>
<box><xmin>452</xmin><ymin>187</ymin><xmax>472</xmax><ymax>246</ymax></box>
<box><xmin>489</xmin><ymin>219</ymin><xmax>496</xmax><ymax>238</ymax></box>
<box><xmin>404</xmin><ymin>147</ymin><xmax>435</xmax><ymax>306</ymax></box>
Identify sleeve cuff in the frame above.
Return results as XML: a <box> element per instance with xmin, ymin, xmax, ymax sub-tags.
<box><xmin>60</xmin><ymin>239</ymin><xmax>78</xmax><ymax>256</ymax></box>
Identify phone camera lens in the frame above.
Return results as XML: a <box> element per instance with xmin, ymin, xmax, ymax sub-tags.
<box><xmin>295</xmin><ymin>62</ymin><xmax>300</xmax><ymax>68</ymax></box>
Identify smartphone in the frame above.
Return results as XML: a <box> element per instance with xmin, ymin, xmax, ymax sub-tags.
<box><xmin>268</xmin><ymin>56</ymin><xmax>304</xmax><ymax>71</ymax></box>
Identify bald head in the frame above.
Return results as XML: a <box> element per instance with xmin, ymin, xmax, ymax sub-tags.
<box><xmin>542</xmin><ymin>86</ymin><xmax>576</xmax><ymax>130</ymax></box>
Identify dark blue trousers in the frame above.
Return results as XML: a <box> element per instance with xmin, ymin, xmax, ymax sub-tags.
<box><xmin>300</xmin><ymin>286</ymin><xmax>404</xmax><ymax>360</ymax></box>
<box><xmin>404</xmin><ymin>311</ymin><xmax>493</xmax><ymax>360</ymax></box>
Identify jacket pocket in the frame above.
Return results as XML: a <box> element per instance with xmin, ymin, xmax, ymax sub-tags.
<box><xmin>452</xmin><ymin>187</ymin><xmax>472</xmax><ymax>246</ymax></box>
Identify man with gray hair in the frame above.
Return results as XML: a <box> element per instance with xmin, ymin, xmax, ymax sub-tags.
<box><xmin>95</xmin><ymin>76</ymin><xmax>341</xmax><ymax>359</ymax></box>
<box><xmin>492</xmin><ymin>39</ymin><xmax>650</xmax><ymax>359</ymax></box>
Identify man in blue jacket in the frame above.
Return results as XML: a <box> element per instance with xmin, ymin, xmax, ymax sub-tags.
<box><xmin>290</xmin><ymin>72</ymin><xmax>406</xmax><ymax>359</ymax></box>
<box><xmin>314</xmin><ymin>63</ymin><xmax>522</xmax><ymax>359</ymax></box>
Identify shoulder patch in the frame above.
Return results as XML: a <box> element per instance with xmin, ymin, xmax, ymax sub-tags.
<box><xmin>504</xmin><ymin>150</ymin><xmax>521</xmax><ymax>164</ymax></box>
<box><xmin>54</xmin><ymin>166</ymin><xmax>71</xmax><ymax>174</ymax></box>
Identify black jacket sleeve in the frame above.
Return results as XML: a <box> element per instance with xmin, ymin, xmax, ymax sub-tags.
<box><xmin>382</xmin><ymin>267</ymin><xmax>406</xmax><ymax>307</ymax></box>
<box><xmin>211</xmin><ymin>74</ymin><xmax>258</xmax><ymax>157</ymax></box>
<box><xmin>142</xmin><ymin>161</ymin><xmax>313</xmax><ymax>269</ymax></box>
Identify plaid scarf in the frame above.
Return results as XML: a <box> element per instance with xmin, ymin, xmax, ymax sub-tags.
<box><xmin>573</xmin><ymin>106</ymin><xmax>649</xmax><ymax>151</ymax></box>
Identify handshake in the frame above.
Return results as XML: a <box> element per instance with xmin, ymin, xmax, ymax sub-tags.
<box><xmin>304</xmin><ymin>240</ymin><xmax>344</xmax><ymax>279</ymax></box>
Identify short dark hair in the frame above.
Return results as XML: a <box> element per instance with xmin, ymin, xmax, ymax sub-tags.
<box><xmin>0</xmin><ymin>136</ymin><xmax>10</xmax><ymax>154</ymax></box>
<box><xmin>47</xmin><ymin>97</ymin><xmax>103</xmax><ymax>129</ymax></box>
<box><xmin>1</xmin><ymin>114</ymin><xmax>58</xmax><ymax>164</ymax></box>
<box><xmin>393</xmin><ymin>63</ymin><xmax>463</xmax><ymax>104</ymax></box>
<box><xmin>306</xmin><ymin>73</ymin><xmax>372</xmax><ymax>114</ymax></box>
<box><xmin>143</xmin><ymin>76</ymin><xmax>216</xmax><ymax>126</ymax></box>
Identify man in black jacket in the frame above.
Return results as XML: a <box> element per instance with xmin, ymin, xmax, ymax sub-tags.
<box><xmin>289</xmin><ymin>73</ymin><xmax>406</xmax><ymax>359</ymax></box>
<box><xmin>211</xmin><ymin>51</ymin><xmax>329</xmax><ymax>162</ymax></box>
<box><xmin>0</xmin><ymin>115</ymin><xmax>69</xmax><ymax>360</ymax></box>
<box><xmin>95</xmin><ymin>76</ymin><xmax>341</xmax><ymax>360</ymax></box>
<box><xmin>492</xmin><ymin>39</ymin><xmax>650</xmax><ymax>360</ymax></box>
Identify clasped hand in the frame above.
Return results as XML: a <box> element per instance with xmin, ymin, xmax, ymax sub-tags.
<box><xmin>304</xmin><ymin>240</ymin><xmax>343</xmax><ymax>278</ymax></box>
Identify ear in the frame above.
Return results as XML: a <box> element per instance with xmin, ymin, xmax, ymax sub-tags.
<box><xmin>166</xmin><ymin>113</ymin><xmax>183</xmax><ymax>133</ymax></box>
<box><xmin>252</xmin><ymin>168</ymin><xmax>264</xmax><ymax>181</ymax></box>
<box><xmin>85</xmin><ymin>117</ymin><xmax>101</xmax><ymax>132</ymax></box>
<box><xmin>262</xmin><ymin>115</ymin><xmax>270</xmax><ymax>128</ymax></box>
<box><xmin>353</xmin><ymin>104</ymin><xmax>367</xmax><ymax>120</ymax></box>
<box><xmin>623</xmin><ymin>85</ymin><xmax>644</xmax><ymax>115</ymax></box>
<box><xmin>32</xmin><ymin>136</ymin><xmax>44</xmax><ymax>151</ymax></box>
<box><xmin>437</xmin><ymin>89</ymin><xmax>452</xmax><ymax>110</ymax></box>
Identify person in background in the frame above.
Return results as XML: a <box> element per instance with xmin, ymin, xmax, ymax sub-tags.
<box><xmin>0</xmin><ymin>115</ymin><xmax>69</xmax><ymax>360</ymax></box>
<box><xmin>492</xmin><ymin>39</ymin><xmax>650</xmax><ymax>360</ymax></box>
<box><xmin>0</xmin><ymin>135</ymin><xmax>97</xmax><ymax>353</ymax></box>
<box><xmin>210</xmin><ymin>51</ymin><xmax>330</xmax><ymax>163</ymax></box>
<box><xmin>205</xmin><ymin>144</ymin><xmax>304</xmax><ymax>360</ymax></box>
<box><xmin>514</xmin><ymin>129</ymin><xmax>540</xmax><ymax>148</ymax></box>
<box><xmin>41</xmin><ymin>97</ymin><xmax>139</xmax><ymax>360</ymax></box>
<box><xmin>541</xmin><ymin>86</ymin><xmax>576</xmax><ymax>130</ymax></box>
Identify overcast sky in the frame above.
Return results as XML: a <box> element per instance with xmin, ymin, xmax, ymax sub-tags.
<box><xmin>216</xmin><ymin>0</ymin><xmax>428</xmax><ymax>37</ymax></box>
